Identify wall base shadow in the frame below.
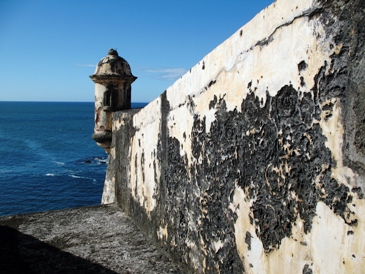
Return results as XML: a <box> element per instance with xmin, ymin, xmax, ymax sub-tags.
<box><xmin>0</xmin><ymin>225</ymin><xmax>118</xmax><ymax>274</ymax></box>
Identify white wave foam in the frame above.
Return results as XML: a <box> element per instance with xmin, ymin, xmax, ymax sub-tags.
<box><xmin>93</xmin><ymin>157</ymin><xmax>108</xmax><ymax>164</ymax></box>
<box><xmin>46</xmin><ymin>173</ymin><xmax>55</xmax><ymax>176</ymax></box>
<box><xmin>70</xmin><ymin>175</ymin><xmax>82</xmax><ymax>179</ymax></box>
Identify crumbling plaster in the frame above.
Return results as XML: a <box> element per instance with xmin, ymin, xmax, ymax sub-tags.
<box><xmin>107</xmin><ymin>0</ymin><xmax>365</xmax><ymax>273</ymax></box>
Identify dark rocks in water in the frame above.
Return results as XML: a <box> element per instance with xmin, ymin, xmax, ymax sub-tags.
<box><xmin>81</xmin><ymin>157</ymin><xmax>108</xmax><ymax>165</ymax></box>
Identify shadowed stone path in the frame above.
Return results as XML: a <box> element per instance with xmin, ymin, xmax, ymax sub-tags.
<box><xmin>0</xmin><ymin>205</ymin><xmax>184</xmax><ymax>274</ymax></box>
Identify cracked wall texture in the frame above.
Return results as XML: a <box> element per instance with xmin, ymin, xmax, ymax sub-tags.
<box><xmin>107</xmin><ymin>0</ymin><xmax>365</xmax><ymax>273</ymax></box>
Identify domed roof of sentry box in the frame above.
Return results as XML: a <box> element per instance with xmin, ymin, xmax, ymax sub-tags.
<box><xmin>91</xmin><ymin>49</ymin><xmax>136</xmax><ymax>78</ymax></box>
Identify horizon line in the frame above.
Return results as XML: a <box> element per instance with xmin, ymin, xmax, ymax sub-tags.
<box><xmin>0</xmin><ymin>100</ymin><xmax>150</xmax><ymax>103</ymax></box>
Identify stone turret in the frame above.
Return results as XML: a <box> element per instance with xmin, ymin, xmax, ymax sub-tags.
<box><xmin>90</xmin><ymin>49</ymin><xmax>137</xmax><ymax>153</ymax></box>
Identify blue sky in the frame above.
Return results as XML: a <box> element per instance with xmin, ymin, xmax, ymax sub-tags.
<box><xmin>0</xmin><ymin>0</ymin><xmax>273</xmax><ymax>102</ymax></box>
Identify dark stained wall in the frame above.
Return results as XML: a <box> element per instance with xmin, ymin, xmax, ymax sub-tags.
<box><xmin>107</xmin><ymin>1</ymin><xmax>365</xmax><ymax>273</ymax></box>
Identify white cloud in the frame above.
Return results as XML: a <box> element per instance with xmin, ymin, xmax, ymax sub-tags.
<box><xmin>144</xmin><ymin>68</ymin><xmax>187</xmax><ymax>81</ymax></box>
<box><xmin>75</xmin><ymin>63</ymin><xmax>97</xmax><ymax>67</ymax></box>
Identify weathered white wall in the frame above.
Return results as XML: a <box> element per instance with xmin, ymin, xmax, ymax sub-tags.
<box><xmin>108</xmin><ymin>0</ymin><xmax>365</xmax><ymax>273</ymax></box>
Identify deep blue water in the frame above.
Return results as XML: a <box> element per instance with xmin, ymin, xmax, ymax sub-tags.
<box><xmin>0</xmin><ymin>102</ymin><xmax>147</xmax><ymax>216</ymax></box>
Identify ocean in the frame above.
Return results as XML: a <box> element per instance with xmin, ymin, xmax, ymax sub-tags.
<box><xmin>0</xmin><ymin>102</ymin><xmax>147</xmax><ymax>216</ymax></box>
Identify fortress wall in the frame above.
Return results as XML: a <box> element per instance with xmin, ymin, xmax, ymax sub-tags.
<box><xmin>108</xmin><ymin>0</ymin><xmax>365</xmax><ymax>272</ymax></box>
